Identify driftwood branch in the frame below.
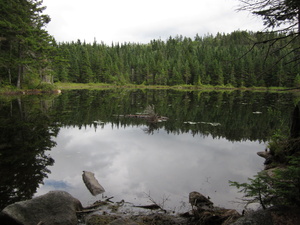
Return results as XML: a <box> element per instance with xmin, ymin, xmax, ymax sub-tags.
<box><xmin>133</xmin><ymin>191</ymin><xmax>167</xmax><ymax>212</ymax></box>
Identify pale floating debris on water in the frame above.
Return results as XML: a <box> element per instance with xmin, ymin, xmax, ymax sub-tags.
<box><xmin>184</xmin><ymin>121</ymin><xmax>198</xmax><ymax>125</ymax></box>
<box><xmin>200</xmin><ymin>122</ymin><xmax>221</xmax><ymax>126</ymax></box>
<box><xmin>183</xmin><ymin>121</ymin><xmax>221</xmax><ymax>126</ymax></box>
<box><xmin>93</xmin><ymin>120</ymin><xmax>104</xmax><ymax>124</ymax></box>
<box><xmin>157</xmin><ymin>117</ymin><xmax>168</xmax><ymax>122</ymax></box>
<box><xmin>113</xmin><ymin>114</ymin><xmax>124</xmax><ymax>117</ymax></box>
<box><xmin>252</xmin><ymin>111</ymin><xmax>262</xmax><ymax>114</ymax></box>
<box><xmin>82</xmin><ymin>171</ymin><xmax>105</xmax><ymax>196</ymax></box>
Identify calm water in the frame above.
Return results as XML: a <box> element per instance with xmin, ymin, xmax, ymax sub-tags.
<box><xmin>0</xmin><ymin>89</ymin><xmax>296</xmax><ymax>212</ymax></box>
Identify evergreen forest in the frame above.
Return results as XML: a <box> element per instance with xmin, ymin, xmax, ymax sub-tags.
<box><xmin>54</xmin><ymin>32</ymin><xmax>299</xmax><ymax>87</ymax></box>
<box><xmin>0</xmin><ymin>0</ymin><xmax>57</xmax><ymax>89</ymax></box>
<box><xmin>1</xmin><ymin>1</ymin><xmax>300</xmax><ymax>89</ymax></box>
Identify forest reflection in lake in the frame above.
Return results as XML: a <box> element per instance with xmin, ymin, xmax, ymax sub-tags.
<box><xmin>36</xmin><ymin>125</ymin><xmax>265</xmax><ymax>213</ymax></box>
<box><xmin>0</xmin><ymin>89</ymin><xmax>296</xmax><ymax>212</ymax></box>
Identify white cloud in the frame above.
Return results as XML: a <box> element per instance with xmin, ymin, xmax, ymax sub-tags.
<box><xmin>43</xmin><ymin>0</ymin><xmax>265</xmax><ymax>44</ymax></box>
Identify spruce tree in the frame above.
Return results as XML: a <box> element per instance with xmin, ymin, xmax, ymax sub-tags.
<box><xmin>0</xmin><ymin>0</ymin><xmax>54</xmax><ymax>89</ymax></box>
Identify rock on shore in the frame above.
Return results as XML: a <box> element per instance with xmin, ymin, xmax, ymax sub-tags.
<box><xmin>0</xmin><ymin>191</ymin><xmax>82</xmax><ymax>225</ymax></box>
<box><xmin>232</xmin><ymin>205</ymin><xmax>300</xmax><ymax>225</ymax></box>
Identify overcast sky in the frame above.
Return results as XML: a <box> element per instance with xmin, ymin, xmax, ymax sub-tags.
<box><xmin>43</xmin><ymin>0</ymin><xmax>265</xmax><ymax>44</ymax></box>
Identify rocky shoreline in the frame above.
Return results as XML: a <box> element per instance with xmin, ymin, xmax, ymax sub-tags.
<box><xmin>1</xmin><ymin>190</ymin><xmax>299</xmax><ymax>225</ymax></box>
<box><xmin>0</xmin><ymin>191</ymin><xmax>238</xmax><ymax>225</ymax></box>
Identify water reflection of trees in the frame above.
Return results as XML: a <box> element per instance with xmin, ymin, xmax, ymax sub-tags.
<box><xmin>0</xmin><ymin>90</ymin><xmax>295</xmax><ymax>210</ymax></box>
<box><xmin>0</xmin><ymin>96</ymin><xmax>59</xmax><ymax>210</ymax></box>
<box><xmin>142</xmin><ymin>123</ymin><xmax>159</xmax><ymax>135</ymax></box>
<box><xmin>53</xmin><ymin>90</ymin><xmax>295</xmax><ymax>142</ymax></box>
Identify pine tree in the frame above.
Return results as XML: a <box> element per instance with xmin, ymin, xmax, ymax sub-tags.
<box><xmin>0</xmin><ymin>0</ymin><xmax>55</xmax><ymax>88</ymax></box>
<box><xmin>228</xmin><ymin>66</ymin><xmax>237</xmax><ymax>87</ymax></box>
<box><xmin>170</xmin><ymin>66</ymin><xmax>182</xmax><ymax>85</ymax></box>
<box><xmin>183</xmin><ymin>61</ymin><xmax>191</xmax><ymax>85</ymax></box>
<box><xmin>211</xmin><ymin>60</ymin><xmax>224</xmax><ymax>86</ymax></box>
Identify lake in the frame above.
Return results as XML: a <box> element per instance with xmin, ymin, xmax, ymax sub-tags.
<box><xmin>0</xmin><ymin>89</ymin><xmax>296</xmax><ymax>212</ymax></box>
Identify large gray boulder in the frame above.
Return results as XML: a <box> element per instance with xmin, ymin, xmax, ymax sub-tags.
<box><xmin>0</xmin><ymin>191</ymin><xmax>82</xmax><ymax>225</ymax></box>
<box><xmin>231</xmin><ymin>209</ymin><xmax>273</xmax><ymax>225</ymax></box>
<box><xmin>231</xmin><ymin>205</ymin><xmax>300</xmax><ymax>225</ymax></box>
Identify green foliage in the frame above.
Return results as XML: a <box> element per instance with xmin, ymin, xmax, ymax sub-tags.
<box><xmin>0</xmin><ymin>0</ymin><xmax>59</xmax><ymax>89</ymax></box>
<box><xmin>238</xmin><ymin>0</ymin><xmax>299</xmax><ymax>31</ymax></box>
<box><xmin>294</xmin><ymin>74</ymin><xmax>300</xmax><ymax>88</ymax></box>
<box><xmin>48</xmin><ymin>89</ymin><xmax>295</xmax><ymax>142</ymax></box>
<box><xmin>0</xmin><ymin>95</ymin><xmax>59</xmax><ymax>209</ymax></box>
<box><xmin>267</xmin><ymin>129</ymin><xmax>289</xmax><ymax>161</ymax></box>
<box><xmin>52</xmin><ymin>31</ymin><xmax>300</xmax><ymax>88</ymax></box>
<box><xmin>273</xmin><ymin>157</ymin><xmax>300</xmax><ymax>206</ymax></box>
<box><xmin>1</xmin><ymin>2</ymin><xmax>299</xmax><ymax>90</ymax></box>
<box><xmin>229</xmin><ymin>171</ymin><xmax>275</xmax><ymax>209</ymax></box>
<box><xmin>37</xmin><ymin>83</ymin><xmax>57</xmax><ymax>91</ymax></box>
<box><xmin>238</xmin><ymin>1</ymin><xmax>300</xmax><ymax>75</ymax></box>
<box><xmin>230</xmin><ymin>156</ymin><xmax>300</xmax><ymax>209</ymax></box>
<box><xmin>229</xmin><ymin>97</ymin><xmax>300</xmax><ymax>209</ymax></box>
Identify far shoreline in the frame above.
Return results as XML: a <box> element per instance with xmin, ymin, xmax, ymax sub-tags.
<box><xmin>1</xmin><ymin>82</ymin><xmax>299</xmax><ymax>95</ymax></box>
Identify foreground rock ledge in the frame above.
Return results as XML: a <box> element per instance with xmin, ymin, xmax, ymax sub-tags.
<box><xmin>0</xmin><ymin>191</ymin><xmax>82</xmax><ymax>225</ymax></box>
<box><xmin>232</xmin><ymin>205</ymin><xmax>300</xmax><ymax>225</ymax></box>
<box><xmin>2</xmin><ymin>190</ymin><xmax>299</xmax><ymax>225</ymax></box>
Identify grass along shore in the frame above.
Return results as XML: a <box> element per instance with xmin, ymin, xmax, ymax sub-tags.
<box><xmin>55</xmin><ymin>82</ymin><xmax>292</xmax><ymax>92</ymax></box>
<box><xmin>0</xmin><ymin>82</ymin><xmax>296</xmax><ymax>94</ymax></box>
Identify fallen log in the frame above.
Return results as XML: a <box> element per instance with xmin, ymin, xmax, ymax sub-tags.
<box><xmin>125</xmin><ymin>114</ymin><xmax>169</xmax><ymax>122</ymax></box>
<box><xmin>82</xmin><ymin>171</ymin><xmax>105</xmax><ymax>196</ymax></box>
<box><xmin>125</xmin><ymin>114</ymin><xmax>153</xmax><ymax>119</ymax></box>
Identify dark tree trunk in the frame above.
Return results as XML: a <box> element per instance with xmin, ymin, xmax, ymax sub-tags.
<box><xmin>290</xmin><ymin>105</ymin><xmax>300</xmax><ymax>139</ymax></box>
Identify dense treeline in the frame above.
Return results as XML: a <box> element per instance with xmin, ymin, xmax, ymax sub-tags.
<box><xmin>54</xmin><ymin>31</ymin><xmax>300</xmax><ymax>87</ymax></box>
<box><xmin>0</xmin><ymin>0</ymin><xmax>56</xmax><ymax>89</ymax></box>
<box><xmin>1</xmin><ymin>1</ymin><xmax>299</xmax><ymax>89</ymax></box>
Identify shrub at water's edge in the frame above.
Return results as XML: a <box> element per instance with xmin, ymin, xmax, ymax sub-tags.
<box><xmin>230</xmin><ymin>105</ymin><xmax>300</xmax><ymax>210</ymax></box>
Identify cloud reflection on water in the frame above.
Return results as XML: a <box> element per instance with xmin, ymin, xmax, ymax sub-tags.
<box><xmin>36</xmin><ymin>123</ymin><xmax>265</xmax><ymax>212</ymax></box>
